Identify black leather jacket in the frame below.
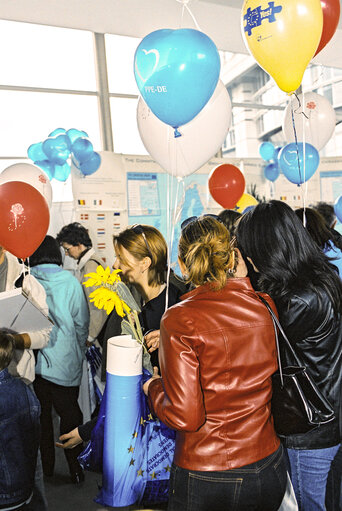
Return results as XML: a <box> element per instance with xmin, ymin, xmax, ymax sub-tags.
<box><xmin>275</xmin><ymin>287</ymin><xmax>342</xmax><ymax>449</ymax></box>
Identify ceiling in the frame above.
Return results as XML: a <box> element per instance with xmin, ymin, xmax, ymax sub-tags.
<box><xmin>0</xmin><ymin>0</ymin><xmax>341</xmax><ymax>68</ymax></box>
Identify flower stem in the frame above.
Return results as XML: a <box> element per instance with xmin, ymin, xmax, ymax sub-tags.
<box><xmin>127</xmin><ymin>313</ymin><xmax>147</xmax><ymax>354</ymax></box>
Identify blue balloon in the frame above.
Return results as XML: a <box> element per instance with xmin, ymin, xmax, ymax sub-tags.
<box><xmin>67</xmin><ymin>128</ymin><xmax>89</xmax><ymax>144</ymax></box>
<box><xmin>80</xmin><ymin>152</ymin><xmax>101</xmax><ymax>175</ymax></box>
<box><xmin>72</xmin><ymin>137</ymin><xmax>94</xmax><ymax>163</ymax></box>
<box><xmin>43</xmin><ymin>135</ymin><xmax>71</xmax><ymax>165</ymax></box>
<box><xmin>71</xmin><ymin>155</ymin><xmax>81</xmax><ymax>170</ymax></box>
<box><xmin>259</xmin><ymin>142</ymin><xmax>275</xmax><ymax>161</ymax></box>
<box><xmin>273</xmin><ymin>146</ymin><xmax>282</xmax><ymax>161</ymax></box>
<box><xmin>242</xmin><ymin>206</ymin><xmax>256</xmax><ymax>214</ymax></box>
<box><xmin>334</xmin><ymin>195</ymin><xmax>342</xmax><ymax>223</ymax></box>
<box><xmin>48</xmin><ymin>128</ymin><xmax>66</xmax><ymax>137</ymax></box>
<box><xmin>28</xmin><ymin>142</ymin><xmax>47</xmax><ymax>162</ymax></box>
<box><xmin>134</xmin><ymin>28</ymin><xmax>220</xmax><ymax>128</ymax></box>
<box><xmin>278</xmin><ymin>143</ymin><xmax>320</xmax><ymax>185</ymax></box>
<box><xmin>264</xmin><ymin>163</ymin><xmax>280</xmax><ymax>182</ymax></box>
<box><xmin>34</xmin><ymin>160</ymin><xmax>55</xmax><ymax>180</ymax></box>
<box><xmin>54</xmin><ymin>162</ymin><xmax>71</xmax><ymax>182</ymax></box>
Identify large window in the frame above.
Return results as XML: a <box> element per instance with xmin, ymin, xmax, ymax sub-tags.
<box><xmin>0</xmin><ymin>20</ymin><xmax>96</xmax><ymax>90</ymax></box>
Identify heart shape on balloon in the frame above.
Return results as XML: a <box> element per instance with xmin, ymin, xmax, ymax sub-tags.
<box><xmin>134</xmin><ymin>28</ymin><xmax>220</xmax><ymax>128</ymax></box>
<box><xmin>278</xmin><ymin>142</ymin><xmax>320</xmax><ymax>184</ymax></box>
<box><xmin>135</xmin><ymin>49</ymin><xmax>160</xmax><ymax>83</ymax></box>
<box><xmin>71</xmin><ymin>138</ymin><xmax>94</xmax><ymax>163</ymax></box>
<box><xmin>43</xmin><ymin>135</ymin><xmax>71</xmax><ymax>166</ymax></box>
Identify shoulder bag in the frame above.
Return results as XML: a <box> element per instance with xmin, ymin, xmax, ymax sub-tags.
<box><xmin>258</xmin><ymin>295</ymin><xmax>335</xmax><ymax>436</ymax></box>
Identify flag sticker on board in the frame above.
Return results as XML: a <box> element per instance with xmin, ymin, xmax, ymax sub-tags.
<box><xmin>78</xmin><ymin>199</ymin><xmax>86</xmax><ymax>205</ymax></box>
<box><xmin>80</xmin><ymin>213</ymin><xmax>89</xmax><ymax>220</ymax></box>
<box><xmin>97</xmin><ymin>243</ymin><xmax>106</xmax><ymax>250</ymax></box>
<box><xmin>97</xmin><ymin>228</ymin><xmax>105</xmax><ymax>236</ymax></box>
<box><xmin>94</xmin><ymin>199</ymin><xmax>102</xmax><ymax>206</ymax></box>
<box><xmin>97</xmin><ymin>213</ymin><xmax>105</xmax><ymax>221</ymax></box>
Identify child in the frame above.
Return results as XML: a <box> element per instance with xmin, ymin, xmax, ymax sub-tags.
<box><xmin>0</xmin><ymin>330</ymin><xmax>41</xmax><ymax>510</ymax></box>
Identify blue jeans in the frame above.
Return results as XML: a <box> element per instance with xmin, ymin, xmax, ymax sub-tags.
<box><xmin>287</xmin><ymin>444</ymin><xmax>340</xmax><ymax>511</ymax></box>
<box><xmin>168</xmin><ymin>445</ymin><xmax>287</xmax><ymax>511</ymax></box>
<box><xmin>326</xmin><ymin>444</ymin><xmax>342</xmax><ymax>511</ymax></box>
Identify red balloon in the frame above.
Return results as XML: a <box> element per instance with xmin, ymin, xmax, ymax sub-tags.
<box><xmin>315</xmin><ymin>0</ymin><xmax>340</xmax><ymax>56</ymax></box>
<box><xmin>208</xmin><ymin>164</ymin><xmax>245</xmax><ymax>209</ymax></box>
<box><xmin>0</xmin><ymin>181</ymin><xmax>50</xmax><ymax>259</ymax></box>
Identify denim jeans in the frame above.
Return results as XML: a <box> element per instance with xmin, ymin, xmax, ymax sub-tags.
<box><xmin>326</xmin><ymin>444</ymin><xmax>342</xmax><ymax>511</ymax></box>
<box><xmin>168</xmin><ymin>445</ymin><xmax>287</xmax><ymax>511</ymax></box>
<box><xmin>287</xmin><ymin>444</ymin><xmax>341</xmax><ymax>511</ymax></box>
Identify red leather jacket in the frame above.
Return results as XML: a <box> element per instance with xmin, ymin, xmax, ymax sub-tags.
<box><xmin>148</xmin><ymin>277</ymin><xmax>280</xmax><ymax>471</ymax></box>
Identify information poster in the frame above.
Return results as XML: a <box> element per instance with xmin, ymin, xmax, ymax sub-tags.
<box><xmin>72</xmin><ymin>152</ymin><xmax>128</xmax><ymax>265</ymax></box>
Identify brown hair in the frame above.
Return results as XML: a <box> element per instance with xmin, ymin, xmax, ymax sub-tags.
<box><xmin>179</xmin><ymin>216</ymin><xmax>235</xmax><ymax>289</ymax></box>
<box><xmin>113</xmin><ymin>225</ymin><xmax>167</xmax><ymax>286</ymax></box>
<box><xmin>0</xmin><ymin>331</ymin><xmax>15</xmax><ymax>371</ymax></box>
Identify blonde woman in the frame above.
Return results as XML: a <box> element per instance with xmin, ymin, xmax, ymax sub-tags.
<box><xmin>113</xmin><ymin>224</ymin><xmax>187</xmax><ymax>369</ymax></box>
<box><xmin>143</xmin><ymin>216</ymin><xmax>287</xmax><ymax>511</ymax></box>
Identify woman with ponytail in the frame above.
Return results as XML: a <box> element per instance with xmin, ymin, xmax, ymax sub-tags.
<box><xmin>143</xmin><ymin>216</ymin><xmax>287</xmax><ymax>511</ymax></box>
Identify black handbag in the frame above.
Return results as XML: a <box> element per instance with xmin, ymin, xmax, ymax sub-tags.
<box><xmin>259</xmin><ymin>295</ymin><xmax>335</xmax><ymax>436</ymax></box>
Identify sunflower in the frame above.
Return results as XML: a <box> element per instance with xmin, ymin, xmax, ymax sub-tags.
<box><xmin>83</xmin><ymin>266</ymin><xmax>122</xmax><ymax>288</ymax></box>
<box><xmin>89</xmin><ymin>287</ymin><xmax>131</xmax><ymax>316</ymax></box>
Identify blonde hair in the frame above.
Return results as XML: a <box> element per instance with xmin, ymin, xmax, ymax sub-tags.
<box><xmin>113</xmin><ymin>225</ymin><xmax>167</xmax><ymax>286</ymax></box>
<box><xmin>179</xmin><ymin>216</ymin><xmax>235</xmax><ymax>289</ymax></box>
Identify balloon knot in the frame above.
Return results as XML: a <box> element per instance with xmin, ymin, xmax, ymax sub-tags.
<box><xmin>174</xmin><ymin>128</ymin><xmax>182</xmax><ymax>138</ymax></box>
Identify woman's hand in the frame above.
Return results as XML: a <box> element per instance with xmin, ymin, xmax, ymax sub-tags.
<box><xmin>56</xmin><ymin>428</ymin><xmax>82</xmax><ymax>449</ymax></box>
<box><xmin>145</xmin><ymin>329</ymin><xmax>160</xmax><ymax>353</ymax></box>
<box><xmin>143</xmin><ymin>366</ymin><xmax>161</xmax><ymax>395</ymax></box>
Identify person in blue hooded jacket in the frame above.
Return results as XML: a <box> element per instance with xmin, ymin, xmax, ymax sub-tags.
<box><xmin>30</xmin><ymin>235</ymin><xmax>89</xmax><ymax>484</ymax></box>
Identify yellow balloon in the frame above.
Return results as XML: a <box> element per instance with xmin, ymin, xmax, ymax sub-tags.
<box><xmin>241</xmin><ymin>0</ymin><xmax>323</xmax><ymax>93</ymax></box>
<box><xmin>235</xmin><ymin>193</ymin><xmax>259</xmax><ymax>214</ymax></box>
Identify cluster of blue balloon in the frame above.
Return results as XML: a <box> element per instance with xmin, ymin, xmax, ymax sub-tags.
<box><xmin>27</xmin><ymin>128</ymin><xmax>101</xmax><ymax>181</ymax></box>
<box><xmin>134</xmin><ymin>28</ymin><xmax>220</xmax><ymax>135</ymax></box>
<box><xmin>260</xmin><ymin>142</ymin><xmax>281</xmax><ymax>182</ymax></box>
<box><xmin>260</xmin><ymin>141</ymin><xmax>320</xmax><ymax>185</ymax></box>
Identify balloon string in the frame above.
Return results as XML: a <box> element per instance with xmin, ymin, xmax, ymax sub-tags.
<box><xmin>166</xmin><ymin>170</ymin><xmax>171</xmax><ymax>311</ymax></box>
<box><xmin>177</xmin><ymin>0</ymin><xmax>202</xmax><ymax>31</ymax></box>
<box><xmin>302</xmin><ymin>90</ymin><xmax>307</xmax><ymax>211</ymax></box>
<box><xmin>290</xmin><ymin>95</ymin><xmax>303</xmax><ymax>188</ymax></box>
<box><xmin>184</xmin><ymin>4</ymin><xmax>201</xmax><ymax>31</ymax></box>
<box><xmin>293</xmin><ymin>92</ymin><xmax>309</xmax><ymax>119</ymax></box>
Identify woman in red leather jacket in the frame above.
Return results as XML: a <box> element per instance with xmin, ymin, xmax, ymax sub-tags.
<box><xmin>143</xmin><ymin>216</ymin><xmax>287</xmax><ymax>511</ymax></box>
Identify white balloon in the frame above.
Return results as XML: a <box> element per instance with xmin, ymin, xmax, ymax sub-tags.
<box><xmin>0</xmin><ymin>163</ymin><xmax>53</xmax><ymax>208</ymax></box>
<box><xmin>282</xmin><ymin>92</ymin><xmax>336</xmax><ymax>151</ymax></box>
<box><xmin>137</xmin><ymin>80</ymin><xmax>232</xmax><ymax>178</ymax></box>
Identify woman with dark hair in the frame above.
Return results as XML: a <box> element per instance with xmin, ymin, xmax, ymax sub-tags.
<box><xmin>143</xmin><ymin>216</ymin><xmax>287</xmax><ymax>511</ymax></box>
<box><xmin>113</xmin><ymin>224</ymin><xmax>187</xmax><ymax>369</ymax></box>
<box><xmin>217</xmin><ymin>208</ymin><xmax>242</xmax><ymax>236</ymax></box>
<box><xmin>295</xmin><ymin>207</ymin><xmax>342</xmax><ymax>276</ymax></box>
<box><xmin>235</xmin><ymin>200</ymin><xmax>342</xmax><ymax>511</ymax></box>
<box><xmin>30</xmin><ymin>236</ymin><xmax>89</xmax><ymax>484</ymax></box>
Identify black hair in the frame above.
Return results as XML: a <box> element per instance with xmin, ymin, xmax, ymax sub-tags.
<box><xmin>217</xmin><ymin>209</ymin><xmax>242</xmax><ymax>236</ymax></box>
<box><xmin>235</xmin><ymin>200</ymin><xmax>342</xmax><ymax>314</ymax></box>
<box><xmin>0</xmin><ymin>331</ymin><xmax>15</xmax><ymax>370</ymax></box>
<box><xmin>295</xmin><ymin>208</ymin><xmax>335</xmax><ymax>251</ymax></box>
<box><xmin>312</xmin><ymin>202</ymin><xmax>336</xmax><ymax>228</ymax></box>
<box><xmin>29</xmin><ymin>236</ymin><xmax>63</xmax><ymax>267</ymax></box>
<box><xmin>56</xmin><ymin>222</ymin><xmax>92</xmax><ymax>248</ymax></box>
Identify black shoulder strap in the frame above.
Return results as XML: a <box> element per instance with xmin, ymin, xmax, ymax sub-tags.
<box><xmin>14</xmin><ymin>271</ymin><xmax>29</xmax><ymax>289</ymax></box>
